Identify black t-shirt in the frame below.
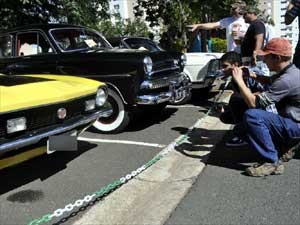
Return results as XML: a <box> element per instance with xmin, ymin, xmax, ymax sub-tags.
<box><xmin>241</xmin><ymin>19</ymin><xmax>265</xmax><ymax>57</ymax></box>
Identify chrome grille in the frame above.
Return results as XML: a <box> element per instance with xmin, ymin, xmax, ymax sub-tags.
<box><xmin>143</xmin><ymin>74</ymin><xmax>183</xmax><ymax>90</ymax></box>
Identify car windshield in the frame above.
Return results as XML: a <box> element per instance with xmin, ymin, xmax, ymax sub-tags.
<box><xmin>50</xmin><ymin>28</ymin><xmax>111</xmax><ymax>52</ymax></box>
<box><xmin>124</xmin><ymin>38</ymin><xmax>162</xmax><ymax>52</ymax></box>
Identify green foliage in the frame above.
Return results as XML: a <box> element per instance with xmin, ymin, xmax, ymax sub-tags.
<box><xmin>135</xmin><ymin>0</ymin><xmax>191</xmax><ymax>52</ymax></box>
<box><xmin>211</xmin><ymin>38</ymin><xmax>227</xmax><ymax>53</ymax></box>
<box><xmin>97</xmin><ymin>15</ymin><xmax>151</xmax><ymax>38</ymax></box>
<box><xmin>0</xmin><ymin>0</ymin><xmax>109</xmax><ymax>29</ymax></box>
<box><xmin>134</xmin><ymin>0</ymin><xmax>261</xmax><ymax>52</ymax></box>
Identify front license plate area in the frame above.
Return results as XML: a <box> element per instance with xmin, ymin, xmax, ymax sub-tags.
<box><xmin>169</xmin><ymin>81</ymin><xmax>187</xmax><ymax>101</ymax></box>
<box><xmin>47</xmin><ymin>131</ymin><xmax>77</xmax><ymax>154</ymax></box>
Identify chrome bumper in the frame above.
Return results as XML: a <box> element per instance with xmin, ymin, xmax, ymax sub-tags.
<box><xmin>137</xmin><ymin>73</ymin><xmax>192</xmax><ymax>105</ymax></box>
<box><xmin>0</xmin><ymin>108</ymin><xmax>112</xmax><ymax>154</ymax></box>
<box><xmin>136</xmin><ymin>91</ymin><xmax>173</xmax><ymax>104</ymax></box>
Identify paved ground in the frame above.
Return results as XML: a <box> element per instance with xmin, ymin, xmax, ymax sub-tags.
<box><xmin>165</xmin><ymin>134</ymin><xmax>300</xmax><ymax>225</ymax></box>
<box><xmin>72</xmin><ymin>91</ymin><xmax>233</xmax><ymax>225</ymax></box>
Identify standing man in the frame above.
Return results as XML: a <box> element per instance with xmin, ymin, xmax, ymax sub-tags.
<box><xmin>241</xmin><ymin>5</ymin><xmax>266</xmax><ymax>66</ymax></box>
<box><xmin>285</xmin><ymin>0</ymin><xmax>300</xmax><ymax>68</ymax></box>
<box><xmin>187</xmin><ymin>1</ymin><xmax>248</xmax><ymax>53</ymax></box>
<box><xmin>231</xmin><ymin>38</ymin><xmax>300</xmax><ymax>177</ymax></box>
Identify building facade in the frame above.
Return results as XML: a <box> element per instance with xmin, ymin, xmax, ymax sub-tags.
<box><xmin>109</xmin><ymin>0</ymin><xmax>136</xmax><ymax>21</ymax></box>
<box><xmin>259</xmin><ymin>0</ymin><xmax>298</xmax><ymax>51</ymax></box>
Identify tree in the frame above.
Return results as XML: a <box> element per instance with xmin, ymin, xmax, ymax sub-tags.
<box><xmin>0</xmin><ymin>0</ymin><xmax>109</xmax><ymax>29</ymax></box>
<box><xmin>134</xmin><ymin>0</ymin><xmax>259</xmax><ymax>51</ymax></box>
<box><xmin>97</xmin><ymin>13</ymin><xmax>151</xmax><ymax>38</ymax></box>
<box><xmin>134</xmin><ymin>0</ymin><xmax>192</xmax><ymax>51</ymax></box>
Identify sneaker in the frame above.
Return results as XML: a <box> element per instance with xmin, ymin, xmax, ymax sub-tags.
<box><xmin>280</xmin><ymin>142</ymin><xmax>300</xmax><ymax>162</ymax></box>
<box><xmin>246</xmin><ymin>161</ymin><xmax>284</xmax><ymax>177</ymax></box>
<box><xmin>225</xmin><ymin>136</ymin><xmax>248</xmax><ymax>147</ymax></box>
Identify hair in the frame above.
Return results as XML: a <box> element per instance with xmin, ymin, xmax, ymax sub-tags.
<box><xmin>231</xmin><ymin>0</ymin><xmax>247</xmax><ymax>15</ymax></box>
<box><xmin>243</xmin><ymin>5</ymin><xmax>260</xmax><ymax>15</ymax></box>
<box><xmin>220</xmin><ymin>51</ymin><xmax>242</xmax><ymax>66</ymax></box>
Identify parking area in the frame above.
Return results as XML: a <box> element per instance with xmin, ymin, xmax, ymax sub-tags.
<box><xmin>0</xmin><ymin>93</ymin><xmax>214</xmax><ymax>225</ymax></box>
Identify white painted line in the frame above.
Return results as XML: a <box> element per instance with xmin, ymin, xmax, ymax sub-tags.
<box><xmin>78</xmin><ymin>137</ymin><xmax>166</xmax><ymax>148</ymax></box>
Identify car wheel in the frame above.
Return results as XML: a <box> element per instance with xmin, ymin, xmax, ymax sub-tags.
<box><xmin>93</xmin><ymin>89</ymin><xmax>130</xmax><ymax>133</ymax></box>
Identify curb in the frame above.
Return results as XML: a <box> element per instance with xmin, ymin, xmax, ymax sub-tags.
<box><xmin>73</xmin><ymin>91</ymin><xmax>233</xmax><ymax>225</ymax></box>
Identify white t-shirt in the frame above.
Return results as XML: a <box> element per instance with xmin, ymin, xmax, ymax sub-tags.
<box><xmin>264</xmin><ymin>24</ymin><xmax>276</xmax><ymax>46</ymax></box>
<box><xmin>219</xmin><ymin>16</ymin><xmax>248</xmax><ymax>53</ymax></box>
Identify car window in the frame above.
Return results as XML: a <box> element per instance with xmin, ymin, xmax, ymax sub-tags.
<box><xmin>16</xmin><ymin>32</ymin><xmax>54</xmax><ymax>56</ymax></box>
<box><xmin>0</xmin><ymin>35</ymin><xmax>12</xmax><ymax>58</ymax></box>
<box><xmin>124</xmin><ymin>38</ymin><xmax>162</xmax><ymax>52</ymax></box>
<box><xmin>207</xmin><ymin>59</ymin><xmax>221</xmax><ymax>76</ymax></box>
<box><xmin>50</xmin><ymin>28</ymin><xmax>111</xmax><ymax>52</ymax></box>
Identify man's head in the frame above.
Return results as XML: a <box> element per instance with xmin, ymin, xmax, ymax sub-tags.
<box><xmin>257</xmin><ymin>38</ymin><xmax>292</xmax><ymax>72</ymax></box>
<box><xmin>220</xmin><ymin>51</ymin><xmax>242</xmax><ymax>76</ymax></box>
<box><xmin>242</xmin><ymin>5</ymin><xmax>259</xmax><ymax>23</ymax></box>
<box><xmin>230</xmin><ymin>0</ymin><xmax>246</xmax><ymax>17</ymax></box>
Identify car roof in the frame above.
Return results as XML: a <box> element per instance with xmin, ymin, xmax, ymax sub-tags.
<box><xmin>109</xmin><ymin>37</ymin><xmax>151</xmax><ymax>41</ymax></box>
<box><xmin>1</xmin><ymin>24</ymin><xmax>88</xmax><ymax>34</ymax></box>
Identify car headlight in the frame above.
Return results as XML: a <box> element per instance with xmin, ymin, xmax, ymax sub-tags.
<box><xmin>180</xmin><ymin>54</ymin><xmax>187</xmax><ymax>67</ymax></box>
<box><xmin>96</xmin><ymin>87</ymin><xmax>108</xmax><ymax>107</ymax></box>
<box><xmin>143</xmin><ymin>56</ymin><xmax>153</xmax><ymax>75</ymax></box>
<box><xmin>7</xmin><ymin>117</ymin><xmax>27</xmax><ymax>134</ymax></box>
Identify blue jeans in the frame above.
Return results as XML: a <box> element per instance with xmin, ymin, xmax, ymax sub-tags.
<box><xmin>243</xmin><ymin>109</ymin><xmax>300</xmax><ymax>162</ymax></box>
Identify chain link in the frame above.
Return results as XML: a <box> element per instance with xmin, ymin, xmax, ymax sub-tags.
<box><xmin>27</xmin><ymin>88</ymin><xmax>227</xmax><ymax>225</ymax></box>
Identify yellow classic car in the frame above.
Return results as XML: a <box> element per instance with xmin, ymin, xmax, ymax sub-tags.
<box><xmin>0</xmin><ymin>74</ymin><xmax>110</xmax><ymax>169</ymax></box>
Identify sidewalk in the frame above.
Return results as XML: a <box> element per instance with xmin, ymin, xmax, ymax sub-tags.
<box><xmin>73</xmin><ymin>90</ymin><xmax>233</xmax><ymax>225</ymax></box>
<box><xmin>165</xmin><ymin>128</ymin><xmax>300</xmax><ymax>225</ymax></box>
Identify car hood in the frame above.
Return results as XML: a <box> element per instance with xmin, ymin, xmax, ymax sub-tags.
<box><xmin>0</xmin><ymin>74</ymin><xmax>104</xmax><ymax>113</ymax></box>
<box><xmin>91</xmin><ymin>48</ymin><xmax>176</xmax><ymax>64</ymax></box>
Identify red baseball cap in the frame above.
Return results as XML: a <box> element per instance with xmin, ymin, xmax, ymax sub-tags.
<box><xmin>256</xmin><ymin>38</ymin><xmax>292</xmax><ymax>57</ymax></box>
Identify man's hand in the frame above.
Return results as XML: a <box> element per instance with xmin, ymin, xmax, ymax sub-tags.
<box><xmin>232</xmin><ymin>67</ymin><xmax>244</xmax><ymax>84</ymax></box>
<box><xmin>187</xmin><ymin>24</ymin><xmax>200</xmax><ymax>32</ymax></box>
<box><xmin>232</xmin><ymin>67</ymin><xmax>257</xmax><ymax>108</ymax></box>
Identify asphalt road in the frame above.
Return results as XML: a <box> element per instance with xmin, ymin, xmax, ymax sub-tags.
<box><xmin>165</xmin><ymin>132</ymin><xmax>300</xmax><ymax>225</ymax></box>
<box><xmin>0</xmin><ymin>92</ymin><xmax>213</xmax><ymax>225</ymax></box>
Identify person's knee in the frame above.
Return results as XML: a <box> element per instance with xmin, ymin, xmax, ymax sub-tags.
<box><xmin>220</xmin><ymin>111</ymin><xmax>234</xmax><ymax>124</ymax></box>
<box><xmin>243</xmin><ymin>109</ymin><xmax>260</xmax><ymax>126</ymax></box>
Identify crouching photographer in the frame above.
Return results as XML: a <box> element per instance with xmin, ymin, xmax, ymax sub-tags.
<box><xmin>231</xmin><ymin>38</ymin><xmax>300</xmax><ymax>177</ymax></box>
<box><xmin>219</xmin><ymin>51</ymin><xmax>269</xmax><ymax>147</ymax></box>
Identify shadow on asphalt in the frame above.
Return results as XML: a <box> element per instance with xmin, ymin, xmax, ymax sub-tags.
<box><xmin>87</xmin><ymin>107</ymin><xmax>178</xmax><ymax>134</ymax></box>
<box><xmin>173</xmin><ymin>127</ymin><xmax>300</xmax><ymax>173</ymax></box>
<box><xmin>0</xmin><ymin>141</ymin><xmax>96</xmax><ymax>196</ymax></box>
<box><xmin>126</xmin><ymin>107</ymin><xmax>178</xmax><ymax>132</ymax></box>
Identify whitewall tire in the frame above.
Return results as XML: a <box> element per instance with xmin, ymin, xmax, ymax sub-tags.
<box><xmin>93</xmin><ymin>88</ymin><xmax>130</xmax><ymax>133</ymax></box>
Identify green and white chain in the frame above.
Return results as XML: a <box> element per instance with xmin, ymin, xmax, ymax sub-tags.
<box><xmin>27</xmin><ymin>86</ymin><xmax>228</xmax><ymax>225</ymax></box>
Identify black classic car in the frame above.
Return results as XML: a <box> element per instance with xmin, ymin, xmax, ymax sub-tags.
<box><xmin>109</xmin><ymin>36</ymin><xmax>223</xmax><ymax>94</ymax></box>
<box><xmin>0</xmin><ymin>24</ymin><xmax>191</xmax><ymax>133</ymax></box>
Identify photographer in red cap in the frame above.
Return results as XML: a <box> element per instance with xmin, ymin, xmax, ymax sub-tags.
<box><xmin>231</xmin><ymin>38</ymin><xmax>300</xmax><ymax>177</ymax></box>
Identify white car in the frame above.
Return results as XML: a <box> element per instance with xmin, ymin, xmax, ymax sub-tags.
<box><xmin>184</xmin><ymin>52</ymin><xmax>224</xmax><ymax>91</ymax></box>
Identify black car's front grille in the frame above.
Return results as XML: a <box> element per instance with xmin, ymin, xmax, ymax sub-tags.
<box><xmin>153</xmin><ymin>60</ymin><xmax>176</xmax><ymax>71</ymax></box>
<box><xmin>151</xmin><ymin>66</ymin><xmax>181</xmax><ymax>78</ymax></box>
<box><xmin>0</xmin><ymin>127</ymin><xmax>5</xmax><ymax>137</ymax></box>
<box><xmin>0</xmin><ymin>94</ymin><xmax>95</xmax><ymax>138</ymax></box>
